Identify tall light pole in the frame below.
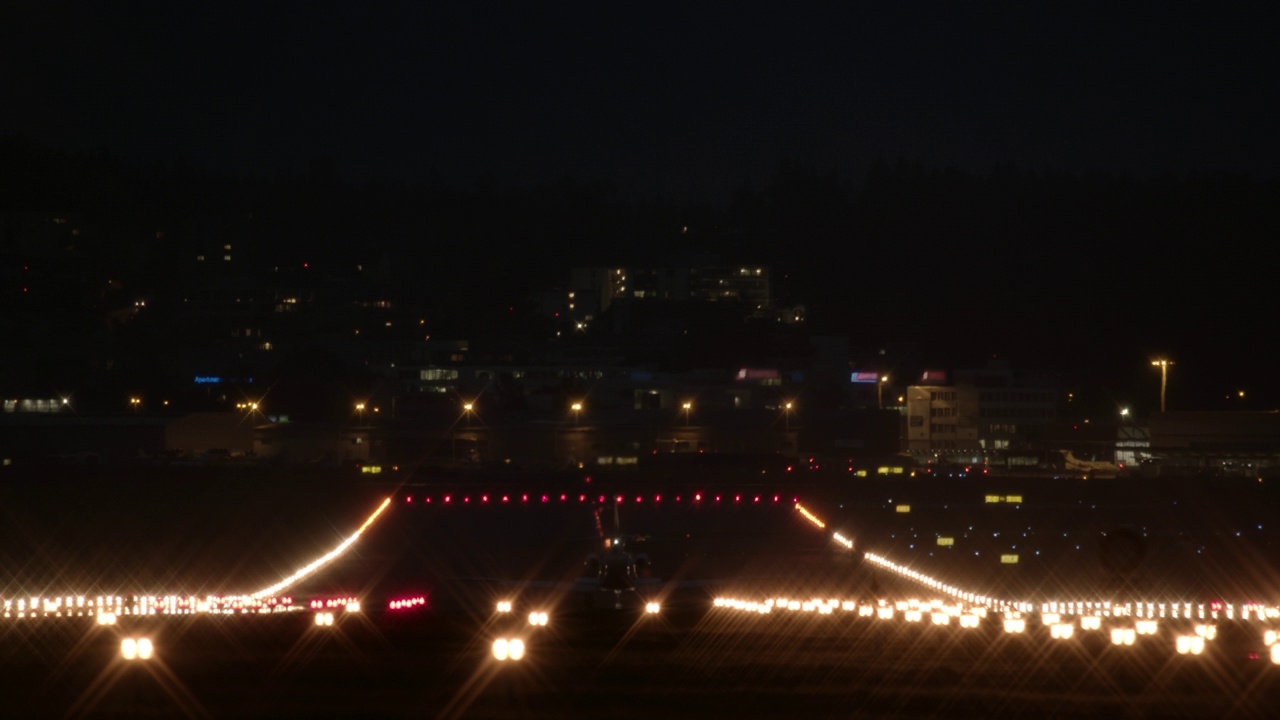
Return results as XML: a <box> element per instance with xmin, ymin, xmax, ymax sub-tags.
<box><xmin>1150</xmin><ymin>360</ymin><xmax>1173</xmax><ymax>413</ymax></box>
<box><xmin>355</xmin><ymin>402</ymin><xmax>366</xmax><ymax>424</ymax></box>
<box><xmin>463</xmin><ymin>401</ymin><xmax>474</xmax><ymax>428</ymax></box>
<box><xmin>681</xmin><ymin>401</ymin><xmax>692</xmax><ymax>426</ymax></box>
<box><xmin>784</xmin><ymin>401</ymin><xmax>794</xmax><ymax>431</ymax></box>
<box><xmin>878</xmin><ymin>375</ymin><xmax>890</xmax><ymax>410</ymax></box>
<box><xmin>570</xmin><ymin>401</ymin><xmax>583</xmax><ymax>427</ymax></box>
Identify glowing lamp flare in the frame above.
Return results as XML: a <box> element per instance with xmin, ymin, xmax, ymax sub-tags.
<box><xmin>492</xmin><ymin>638</ymin><xmax>525</xmax><ymax>661</ymax></box>
<box><xmin>250</xmin><ymin>497</ymin><xmax>392</xmax><ymax>600</ymax></box>
<box><xmin>120</xmin><ymin>637</ymin><xmax>153</xmax><ymax>661</ymax></box>
<box><xmin>795</xmin><ymin>503</ymin><xmax>826</xmax><ymax>529</ymax></box>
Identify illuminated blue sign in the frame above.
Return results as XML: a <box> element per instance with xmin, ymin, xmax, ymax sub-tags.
<box><xmin>194</xmin><ymin>376</ymin><xmax>223</xmax><ymax>384</ymax></box>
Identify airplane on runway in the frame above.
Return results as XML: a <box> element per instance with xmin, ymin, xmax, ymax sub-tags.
<box><xmin>581</xmin><ymin>502</ymin><xmax>659</xmax><ymax>609</ymax></box>
<box><xmin>448</xmin><ymin>498</ymin><xmax>674</xmax><ymax>612</ymax></box>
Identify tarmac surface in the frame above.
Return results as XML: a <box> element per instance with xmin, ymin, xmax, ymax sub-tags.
<box><xmin>3</xmin><ymin>464</ymin><xmax>1280</xmax><ymax>717</ymax></box>
<box><xmin>5</xmin><ymin>589</ymin><xmax>1280</xmax><ymax>719</ymax></box>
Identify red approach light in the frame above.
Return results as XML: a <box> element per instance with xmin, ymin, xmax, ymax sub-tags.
<box><xmin>616</xmin><ymin>495</ymin><xmax>624</xmax><ymax>503</ymax></box>
<box><xmin>560</xmin><ymin>494</ymin><xmax>567</xmax><ymax>501</ymax></box>
<box><xmin>541</xmin><ymin>495</ymin><xmax>548</xmax><ymax>503</ymax></box>
<box><xmin>521</xmin><ymin>494</ymin><xmax>528</xmax><ymax>502</ymax></box>
<box><xmin>502</xmin><ymin>495</ymin><xmax>509</xmax><ymax>503</ymax></box>
<box><xmin>734</xmin><ymin>495</ymin><xmax>741</xmax><ymax>503</ymax></box>
<box><xmin>578</xmin><ymin>494</ymin><xmax>586</xmax><ymax>502</ymax></box>
<box><xmin>598</xmin><ymin>495</ymin><xmax>605</xmax><ymax>503</ymax></box>
<box><xmin>786</xmin><ymin>466</ymin><xmax>793</xmax><ymax>472</ymax></box>
<box><xmin>753</xmin><ymin>496</ymin><xmax>760</xmax><ymax>503</ymax></box>
<box><xmin>695</xmin><ymin>493</ymin><xmax>702</xmax><ymax>501</ymax></box>
<box><xmin>635</xmin><ymin>496</ymin><xmax>642</xmax><ymax>503</ymax></box>
<box><xmin>463</xmin><ymin>496</ymin><xmax>470</xmax><ymax>503</ymax></box>
<box><xmin>773</xmin><ymin>495</ymin><xmax>779</xmax><ymax>503</ymax></box>
<box><xmin>715</xmin><ymin>495</ymin><xmax>722</xmax><ymax>502</ymax></box>
<box><xmin>584</xmin><ymin>476</ymin><xmax>592</xmax><ymax>483</ymax></box>
<box><xmin>655</xmin><ymin>495</ymin><xmax>661</xmax><ymax>502</ymax></box>
<box><xmin>425</xmin><ymin>497</ymin><xmax>432</xmax><ymax>504</ymax></box>
<box><xmin>482</xmin><ymin>495</ymin><xmax>489</xmax><ymax>503</ymax></box>
<box><xmin>405</xmin><ymin>496</ymin><xmax>412</xmax><ymax>504</ymax></box>
<box><xmin>444</xmin><ymin>495</ymin><xmax>452</xmax><ymax>503</ymax></box>
<box><xmin>792</xmin><ymin>497</ymin><xmax>798</xmax><ymax>503</ymax></box>
<box><xmin>675</xmin><ymin>495</ymin><xmax>681</xmax><ymax>502</ymax></box>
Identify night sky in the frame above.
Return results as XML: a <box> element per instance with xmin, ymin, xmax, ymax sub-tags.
<box><xmin>3</xmin><ymin>3</ymin><xmax>1279</xmax><ymax>411</ymax></box>
<box><xmin>4</xmin><ymin>4</ymin><xmax>1276</xmax><ymax>198</ymax></box>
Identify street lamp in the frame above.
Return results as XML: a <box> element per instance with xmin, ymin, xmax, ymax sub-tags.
<box><xmin>129</xmin><ymin>396</ymin><xmax>141</xmax><ymax>412</ymax></box>
<box><xmin>355</xmin><ymin>402</ymin><xmax>366</xmax><ymax>424</ymax></box>
<box><xmin>1150</xmin><ymin>360</ymin><xmax>1173</xmax><ymax>413</ymax></box>
<box><xmin>570</xmin><ymin>401</ymin><xmax>583</xmax><ymax>427</ymax></box>
<box><xmin>784</xmin><ymin>401</ymin><xmax>794</xmax><ymax>431</ymax></box>
<box><xmin>681</xmin><ymin>401</ymin><xmax>692</xmax><ymax>426</ymax></box>
<box><xmin>878</xmin><ymin>375</ymin><xmax>890</xmax><ymax>410</ymax></box>
<box><xmin>462</xmin><ymin>401</ymin><xmax>474</xmax><ymax>428</ymax></box>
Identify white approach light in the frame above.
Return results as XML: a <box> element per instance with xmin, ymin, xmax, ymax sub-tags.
<box><xmin>1110</xmin><ymin>628</ymin><xmax>1137</xmax><ymax>646</ymax></box>
<box><xmin>528</xmin><ymin>611</ymin><xmax>549</xmax><ymax>627</ymax></box>
<box><xmin>492</xmin><ymin>638</ymin><xmax>525</xmax><ymax>661</ymax></box>
<box><xmin>120</xmin><ymin>637</ymin><xmax>153</xmax><ymax>661</ymax></box>
<box><xmin>496</xmin><ymin>601</ymin><xmax>513</xmax><ymax>614</ymax></box>
<box><xmin>645</xmin><ymin>602</ymin><xmax>661</xmax><ymax>614</ymax></box>
<box><xmin>1176</xmin><ymin>635</ymin><xmax>1205</xmax><ymax>655</ymax></box>
<box><xmin>1003</xmin><ymin>617</ymin><xmax>1026</xmax><ymax>634</ymax></box>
